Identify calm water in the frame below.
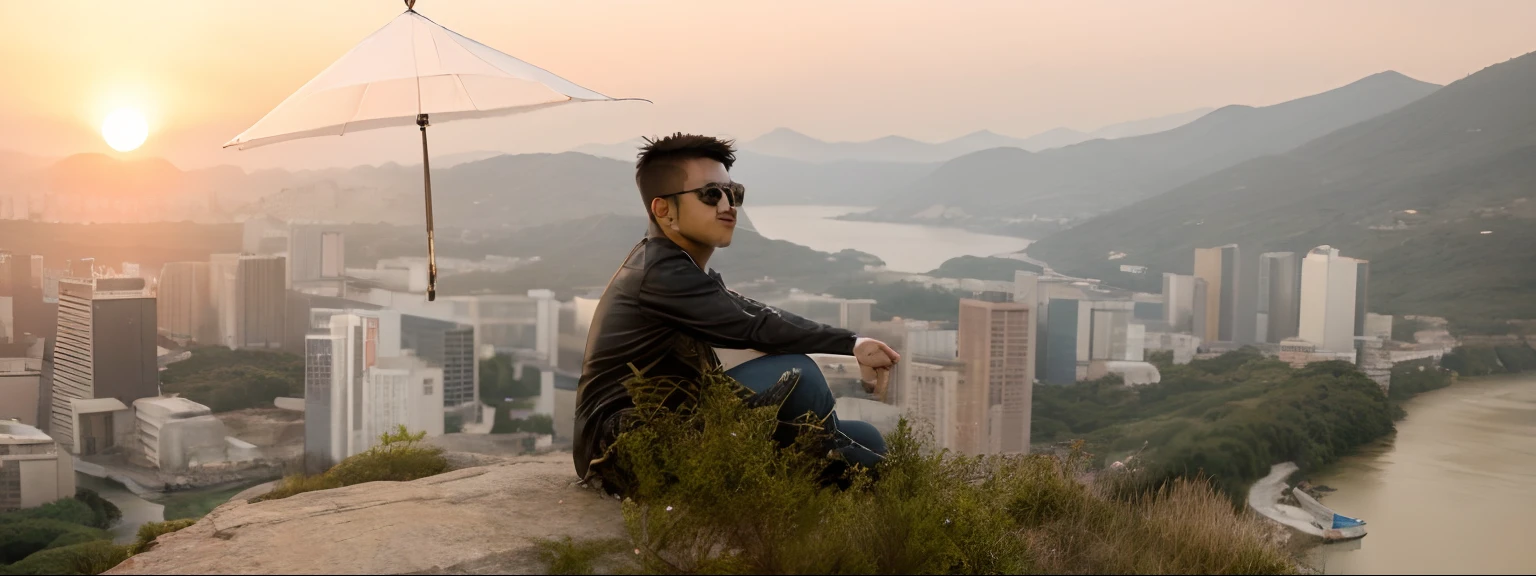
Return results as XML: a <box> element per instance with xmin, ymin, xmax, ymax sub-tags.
<box><xmin>1306</xmin><ymin>374</ymin><xmax>1536</xmax><ymax>574</ymax></box>
<box><xmin>743</xmin><ymin>205</ymin><xmax>1031</xmax><ymax>273</ymax></box>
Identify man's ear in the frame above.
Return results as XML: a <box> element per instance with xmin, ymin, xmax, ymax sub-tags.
<box><xmin>650</xmin><ymin>197</ymin><xmax>670</xmax><ymax>221</ymax></box>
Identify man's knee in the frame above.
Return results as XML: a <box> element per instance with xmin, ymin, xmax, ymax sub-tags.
<box><xmin>839</xmin><ymin>420</ymin><xmax>887</xmax><ymax>456</ymax></box>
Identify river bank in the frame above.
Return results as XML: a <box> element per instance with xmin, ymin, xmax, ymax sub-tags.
<box><xmin>1284</xmin><ymin>374</ymin><xmax>1536</xmax><ymax>574</ymax></box>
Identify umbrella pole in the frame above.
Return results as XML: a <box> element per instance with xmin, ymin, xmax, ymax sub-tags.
<box><xmin>418</xmin><ymin>113</ymin><xmax>438</xmax><ymax>301</ymax></box>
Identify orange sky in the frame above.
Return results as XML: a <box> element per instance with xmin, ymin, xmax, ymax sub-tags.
<box><xmin>3</xmin><ymin>0</ymin><xmax>1534</xmax><ymax>171</ymax></box>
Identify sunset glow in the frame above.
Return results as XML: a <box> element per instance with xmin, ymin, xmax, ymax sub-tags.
<box><xmin>102</xmin><ymin>108</ymin><xmax>148</xmax><ymax>152</ymax></box>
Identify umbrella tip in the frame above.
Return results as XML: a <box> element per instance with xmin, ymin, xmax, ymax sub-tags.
<box><xmin>405</xmin><ymin>0</ymin><xmax>416</xmax><ymax>11</ymax></box>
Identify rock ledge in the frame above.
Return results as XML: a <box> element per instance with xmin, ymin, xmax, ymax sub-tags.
<box><xmin>106</xmin><ymin>453</ymin><xmax>625</xmax><ymax>575</ymax></box>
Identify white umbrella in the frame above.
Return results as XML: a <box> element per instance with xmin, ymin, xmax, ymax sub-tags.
<box><xmin>226</xmin><ymin>0</ymin><xmax>645</xmax><ymax>300</ymax></box>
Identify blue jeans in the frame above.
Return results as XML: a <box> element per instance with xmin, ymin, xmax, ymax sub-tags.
<box><xmin>725</xmin><ymin>354</ymin><xmax>886</xmax><ymax>470</ymax></box>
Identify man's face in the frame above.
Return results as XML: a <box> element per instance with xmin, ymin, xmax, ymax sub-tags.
<box><xmin>665</xmin><ymin>157</ymin><xmax>737</xmax><ymax>248</ymax></box>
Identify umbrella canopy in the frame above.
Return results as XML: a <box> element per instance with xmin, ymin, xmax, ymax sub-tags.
<box><xmin>226</xmin><ymin>8</ymin><xmax>633</xmax><ymax>149</ymax></box>
<box><xmin>226</xmin><ymin>2</ymin><xmax>645</xmax><ymax>300</ymax></box>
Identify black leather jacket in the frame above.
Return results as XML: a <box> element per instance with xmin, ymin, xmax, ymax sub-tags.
<box><xmin>573</xmin><ymin>236</ymin><xmax>857</xmax><ymax>480</ymax></box>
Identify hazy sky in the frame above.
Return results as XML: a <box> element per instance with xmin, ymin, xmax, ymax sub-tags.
<box><xmin>3</xmin><ymin>0</ymin><xmax>1535</xmax><ymax>171</ymax></box>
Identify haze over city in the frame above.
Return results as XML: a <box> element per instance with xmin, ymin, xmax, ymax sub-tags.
<box><xmin>0</xmin><ymin>2</ymin><xmax>1533</xmax><ymax>575</ymax></box>
<box><xmin>3</xmin><ymin>0</ymin><xmax>1535</xmax><ymax>170</ymax></box>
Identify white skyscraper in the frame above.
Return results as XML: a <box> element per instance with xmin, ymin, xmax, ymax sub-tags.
<box><xmin>1298</xmin><ymin>246</ymin><xmax>1360</xmax><ymax>353</ymax></box>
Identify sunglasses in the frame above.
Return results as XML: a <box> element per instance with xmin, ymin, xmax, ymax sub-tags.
<box><xmin>664</xmin><ymin>182</ymin><xmax>746</xmax><ymax>208</ymax></box>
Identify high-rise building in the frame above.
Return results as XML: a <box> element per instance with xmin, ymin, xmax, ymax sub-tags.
<box><xmin>1257</xmin><ymin>252</ymin><xmax>1300</xmax><ymax>344</ymax></box>
<box><xmin>956</xmin><ymin>299</ymin><xmax>1034</xmax><ymax>455</ymax></box>
<box><xmin>1042</xmin><ymin>299</ymin><xmax>1080</xmax><ymax>384</ymax></box>
<box><xmin>234</xmin><ymin>255</ymin><xmax>287</xmax><ymax>349</ymax></box>
<box><xmin>156</xmin><ymin>262</ymin><xmax>212</xmax><ymax>343</ymax></box>
<box><xmin>288</xmin><ymin>224</ymin><xmax>346</xmax><ymax>289</ymax></box>
<box><xmin>774</xmin><ymin>294</ymin><xmax>876</xmax><ymax>332</ymax></box>
<box><xmin>209</xmin><ymin>254</ymin><xmax>240</xmax><ymax>348</ymax></box>
<box><xmin>1161</xmin><ymin>273</ymin><xmax>1199</xmax><ymax>333</ymax></box>
<box><xmin>50</xmin><ymin>277</ymin><xmax>158</xmax><ymax>455</ymax></box>
<box><xmin>375</xmin><ymin>354</ymin><xmax>445</xmax><ymax>440</ymax></box>
<box><xmin>1193</xmin><ymin>245</ymin><xmax>1239</xmax><ymax>342</ymax></box>
<box><xmin>302</xmin><ymin>313</ymin><xmax>376</xmax><ymax>472</ymax></box>
<box><xmin>1190</xmin><ymin>278</ymin><xmax>1209</xmax><ymax>342</ymax></box>
<box><xmin>400</xmin><ymin>315</ymin><xmax>476</xmax><ymax>409</ymax></box>
<box><xmin>900</xmin><ymin>359</ymin><xmax>963</xmax><ymax>451</ymax></box>
<box><xmin>1086</xmin><ymin>301</ymin><xmax>1134</xmax><ymax>362</ymax></box>
<box><xmin>1354</xmin><ymin>260</ymin><xmax>1371</xmax><ymax>338</ymax></box>
<box><xmin>1298</xmin><ymin>246</ymin><xmax>1360</xmax><ymax>353</ymax></box>
<box><xmin>0</xmin><ymin>358</ymin><xmax>43</xmax><ymax>426</ymax></box>
<box><xmin>7</xmin><ymin>254</ymin><xmax>46</xmax><ymax>342</ymax></box>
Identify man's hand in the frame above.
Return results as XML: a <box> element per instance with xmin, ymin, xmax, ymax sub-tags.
<box><xmin>854</xmin><ymin>337</ymin><xmax>900</xmax><ymax>369</ymax></box>
<box><xmin>860</xmin><ymin>364</ymin><xmax>891</xmax><ymax>399</ymax></box>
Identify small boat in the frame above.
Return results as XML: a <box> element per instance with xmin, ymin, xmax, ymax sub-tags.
<box><xmin>1293</xmin><ymin>488</ymin><xmax>1368</xmax><ymax>541</ymax></box>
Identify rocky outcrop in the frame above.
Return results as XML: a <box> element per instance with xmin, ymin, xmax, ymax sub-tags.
<box><xmin>106</xmin><ymin>453</ymin><xmax>627</xmax><ymax>575</ymax></box>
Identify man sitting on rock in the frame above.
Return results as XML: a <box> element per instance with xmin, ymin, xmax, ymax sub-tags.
<box><xmin>574</xmin><ymin>133</ymin><xmax>900</xmax><ymax>495</ymax></box>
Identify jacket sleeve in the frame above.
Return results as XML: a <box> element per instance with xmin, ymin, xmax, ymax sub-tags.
<box><xmin>637</xmin><ymin>254</ymin><xmax>857</xmax><ymax>356</ymax></box>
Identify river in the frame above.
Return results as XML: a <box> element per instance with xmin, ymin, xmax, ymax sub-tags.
<box><xmin>1304</xmin><ymin>374</ymin><xmax>1536</xmax><ymax>574</ymax></box>
<box><xmin>743</xmin><ymin>205</ymin><xmax>1031</xmax><ymax>273</ymax></box>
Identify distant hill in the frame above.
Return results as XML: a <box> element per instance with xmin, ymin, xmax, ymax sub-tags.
<box><xmin>1026</xmin><ymin>53</ymin><xmax>1536</xmax><ymax>330</ymax></box>
<box><xmin>733</xmin><ymin>108</ymin><xmax>1213</xmax><ymax>165</ymax></box>
<box><xmin>436</xmin><ymin>213</ymin><xmax>881</xmax><ymax>298</ymax></box>
<box><xmin>855</xmin><ymin>72</ymin><xmax>1441</xmax><ymax>233</ymax></box>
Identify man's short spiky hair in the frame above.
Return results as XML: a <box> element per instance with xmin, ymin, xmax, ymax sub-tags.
<box><xmin>635</xmin><ymin>133</ymin><xmax>736</xmax><ymax>208</ymax></box>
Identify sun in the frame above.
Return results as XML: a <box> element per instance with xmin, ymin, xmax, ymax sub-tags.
<box><xmin>102</xmin><ymin>108</ymin><xmax>148</xmax><ymax>152</ymax></box>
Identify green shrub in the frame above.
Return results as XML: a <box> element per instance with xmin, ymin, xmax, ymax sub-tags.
<box><xmin>1388</xmin><ymin>359</ymin><xmax>1455</xmax><ymax>402</ymax></box>
<box><xmin>1441</xmin><ymin>346</ymin><xmax>1506</xmax><ymax>376</ymax></box>
<box><xmin>0</xmin><ymin>539</ymin><xmax>129</xmax><ymax>575</ymax></box>
<box><xmin>254</xmin><ymin>425</ymin><xmax>448</xmax><ymax>503</ymax></box>
<box><xmin>1494</xmin><ymin>345</ymin><xmax>1536</xmax><ymax>372</ymax></box>
<box><xmin>0</xmin><ymin>499</ymin><xmax>98</xmax><ymax>528</ymax></box>
<box><xmin>72</xmin><ymin>489</ymin><xmax>121</xmax><ymax>530</ymax></box>
<box><xmin>592</xmin><ymin>367</ymin><xmax>1295</xmax><ymax>574</ymax></box>
<box><xmin>532</xmin><ymin>537</ymin><xmax>631</xmax><ymax>575</ymax></box>
<box><xmin>128</xmin><ymin>519</ymin><xmax>198</xmax><ymax>555</ymax></box>
<box><xmin>493</xmin><ymin>412</ymin><xmax>555</xmax><ymax>435</ymax></box>
<box><xmin>0</xmin><ymin>519</ymin><xmax>109</xmax><ymax>564</ymax></box>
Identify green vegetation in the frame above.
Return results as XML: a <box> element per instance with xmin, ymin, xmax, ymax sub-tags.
<box><xmin>1388</xmin><ymin>359</ymin><xmax>1457</xmax><ymax>401</ymax></box>
<box><xmin>0</xmin><ymin>540</ymin><xmax>130</xmax><ymax>576</ymax></box>
<box><xmin>493</xmin><ymin>412</ymin><xmax>554</xmax><ymax>435</ymax></box>
<box><xmin>1031</xmin><ymin>349</ymin><xmax>1402</xmax><ymax>498</ymax></box>
<box><xmin>532</xmin><ymin>537</ymin><xmax>631</xmax><ymax>575</ymax></box>
<box><xmin>255</xmin><ymin>426</ymin><xmax>449</xmax><ymax>503</ymax></box>
<box><xmin>159</xmin><ymin>481</ymin><xmax>268</xmax><ymax>521</ymax></box>
<box><xmin>1392</xmin><ymin>317</ymin><xmax>1428</xmax><ymax>343</ymax></box>
<box><xmin>160</xmin><ymin>347</ymin><xmax>304</xmax><ymax>412</ymax></box>
<box><xmin>1440</xmin><ymin>344</ymin><xmax>1536</xmax><ymax>376</ymax></box>
<box><xmin>925</xmin><ymin>255</ymin><xmax>1042</xmax><ymax>281</ymax></box>
<box><xmin>826</xmin><ymin>280</ymin><xmax>961</xmax><ymax>323</ymax></box>
<box><xmin>127</xmin><ymin>520</ymin><xmax>198</xmax><ymax>555</ymax></box>
<box><xmin>480</xmin><ymin>354</ymin><xmax>542</xmax><ymax>403</ymax></box>
<box><xmin>0</xmin><ymin>490</ymin><xmax>125</xmax><ymax>574</ymax></box>
<box><xmin>579</xmin><ymin>367</ymin><xmax>1294</xmax><ymax>574</ymax></box>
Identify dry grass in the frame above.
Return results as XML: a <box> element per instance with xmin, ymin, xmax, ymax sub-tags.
<box><xmin>593</xmin><ymin>368</ymin><xmax>1297</xmax><ymax>575</ymax></box>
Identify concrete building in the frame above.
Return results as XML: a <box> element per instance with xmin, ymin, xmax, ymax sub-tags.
<box><xmin>303</xmin><ymin>313</ymin><xmax>381</xmax><ymax>472</ymax></box>
<box><xmin>1161</xmin><ymin>273</ymin><xmax>1199</xmax><ymax>333</ymax></box>
<box><xmin>233</xmin><ymin>255</ymin><xmax>287</xmax><ymax>350</ymax></box>
<box><xmin>774</xmin><ymin>293</ymin><xmax>875</xmax><ymax>333</ymax></box>
<box><xmin>0</xmin><ymin>358</ymin><xmax>43</xmax><ymax>426</ymax></box>
<box><xmin>1143</xmin><ymin>332</ymin><xmax>1202</xmax><ymax>365</ymax></box>
<box><xmin>956</xmin><ymin>299</ymin><xmax>1034</xmax><ymax>455</ymax></box>
<box><xmin>50</xmin><ymin>277</ymin><xmax>159</xmax><ymax>455</ymax></box>
<box><xmin>1257</xmin><ymin>252</ymin><xmax>1300</xmax><ymax>344</ymax></box>
<box><xmin>288</xmin><ymin>224</ymin><xmax>346</xmax><ymax>289</ymax></box>
<box><xmin>1364</xmin><ymin>313</ymin><xmax>1394</xmax><ymax>341</ymax></box>
<box><xmin>1193</xmin><ymin>245</ymin><xmax>1239</xmax><ymax>342</ymax></box>
<box><xmin>209</xmin><ymin>254</ymin><xmax>240</xmax><ymax>348</ymax></box>
<box><xmin>132</xmin><ymin>396</ymin><xmax>233</xmax><ymax>472</ymax></box>
<box><xmin>1354</xmin><ymin>260</ymin><xmax>1371</xmax><ymax>339</ymax></box>
<box><xmin>375</xmin><ymin>353</ymin><xmax>446</xmax><ymax>440</ymax></box>
<box><xmin>1191</xmin><ymin>278</ymin><xmax>1209</xmax><ymax>342</ymax></box>
<box><xmin>0</xmin><ymin>421</ymin><xmax>75</xmax><ymax>512</ymax></box>
<box><xmin>400</xmin><ymin>314</ymin><xmax>476</xmax><ymax>410</ymax></box>
<box><xmin>7</xmin><ymin>254</ymin><xmax>48</xmax><ymax>342</ymax></box>
<box><xmin>1299</xmin><ymin>246</ymin><xmax>1360</xmax><ymax>353</ymax></box>
<box><xmin>1275</xmin><ymin>338</ymin><xmax>1356</xmax><ymax>368</ymax></box>
<box><xmin>157</xmin><ymin>262</ymin><xmax>212</xmax><ymax>343</ymax></box>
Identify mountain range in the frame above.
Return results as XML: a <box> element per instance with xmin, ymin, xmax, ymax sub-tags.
<box><xmin>1027</xmin><ymin>52</ymin><xmax>1536</xmax><ymax>328</ymax></box>
<box><xmin>571</xmin><ymin>107</ymin><xmax>1213</xmax><ymax>165</ymax></box>
<box><xmin>853</xmin><ymin>71</ymin><xmax>1442</xmax><ymax>234</ymax></box>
